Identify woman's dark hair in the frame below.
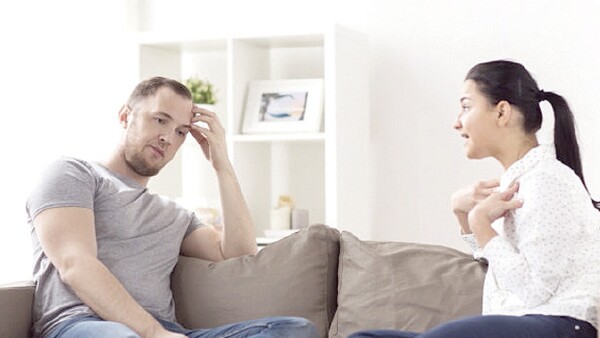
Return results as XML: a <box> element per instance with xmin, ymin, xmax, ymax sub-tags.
<box><xmin>466</xmin><ymin>60</ymin><xmax>599</xmax><ymax>211</ymax></box>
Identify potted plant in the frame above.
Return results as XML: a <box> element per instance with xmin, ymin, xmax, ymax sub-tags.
<box><xmin>184</xmin><ymin>76</ymin><xmax>217</xmax><ymax>107</ymax></box>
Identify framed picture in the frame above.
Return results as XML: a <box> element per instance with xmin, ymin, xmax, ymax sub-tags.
<box><xmin>242</xmin><ymin>79</ymin><xmax>324</xmax><ymax>134</ymax></box>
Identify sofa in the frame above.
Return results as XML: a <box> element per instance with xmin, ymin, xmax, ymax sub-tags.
<box><xmin>0</xmin><ymin>224</ymin><xmax>487</xmax><ymax>338</ymax></box>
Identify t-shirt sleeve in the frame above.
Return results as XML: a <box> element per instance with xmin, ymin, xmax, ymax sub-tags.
<box><xmin>184</xmin><ymin>212</ymin><xmax>206</xmax><ymax>237</ymax></box>
<box><xmin>26</xmin><ymin>157</ymin><xmax>97</xmax><ymax>222</ymax></box>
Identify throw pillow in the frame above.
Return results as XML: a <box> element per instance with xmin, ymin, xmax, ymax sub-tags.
<box><xmin>329</xmin><ymin>231</ymin><xmax>487</xmax><ymax>338</ymax></box>
<box><xmin>171</xmin><ymin>224</ymin><xmax>340</xmax><ymax>338</ymax></box>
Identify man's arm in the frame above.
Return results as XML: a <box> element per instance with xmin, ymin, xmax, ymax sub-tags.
<box><xmin>182</xmin><ymin>108</ymin><xmax>257</xmax><ymax>261</ymax></box>
<box><xmin>34</xmin><ymin>207</ymin><xmax>183</xmax><ymax>338</ymax></box>
<box><xmin>216</xmin><ymin>166</ymin><xmax>258</xmax><ymax>258</ymax></box>
<box><xmin>181</xmin><ymin>167</ymin><xmax>257</xmax><ymax>261</ymax></box>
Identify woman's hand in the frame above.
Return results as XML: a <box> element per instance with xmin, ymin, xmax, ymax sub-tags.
<box><xmin>452</xmin><ymin>178</ymin><xmax>500</xmax><ymax>214</ymax></box>
<box><xmin>451</xmin><ymin>179</ymin><xmax>500</xmax><ymax>234</ymax></box>
<box><xmin>468</xmin><ymin>182</ymin><xmax>523</xmax><ymax>247</ymax></box>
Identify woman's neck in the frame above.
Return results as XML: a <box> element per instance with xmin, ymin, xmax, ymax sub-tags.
<box><xmin>497</xmin><ymin>136</ymin><xmax>539</xmax><ymax>170</ymax></box>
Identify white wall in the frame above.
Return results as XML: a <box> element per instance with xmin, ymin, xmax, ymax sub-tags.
<box><xmin>128</xmin><ymin>0</ymin><xmax>600</xmax><ymax>253</ymax></box>
<box><xmin>0</xmin><ymin>0</ymin><xmax>135</xmax><ymax>284</ymax></box>
<box><xmin>366</xmin><ymin>0</ymin><xmax>600</xmax><ymax>251</ymax></box>
<box><xmin>133</xmin><ymin>1</ymin><xmax>600</xmax><ymax>253</ymax></box>
<box><xmin>2</xmin><ymin>0</ymin><xmax>599</xmax><ymax>283</ymax></box>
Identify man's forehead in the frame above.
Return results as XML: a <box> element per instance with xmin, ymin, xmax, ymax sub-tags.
<box><xmin>147</xmin><ymin>89</ymin><xmax>193</xmax><ymax>118</ymax></box>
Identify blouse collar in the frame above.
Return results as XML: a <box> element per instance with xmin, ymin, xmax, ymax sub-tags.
<box><xmin>499</xmin><ymin>144</ymin><xmax>556</xmax><ymax>190</ymax></box>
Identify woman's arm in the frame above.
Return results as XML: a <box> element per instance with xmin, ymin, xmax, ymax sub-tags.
<box><xmin>471</xmin><ymin>173</ymin><xmax>585</xmax><ymax>308</ymax></box>
<box><xmin>452</xmin><ymin>178</ymin><xmax>500</xmax><ymax>235</ymax></box>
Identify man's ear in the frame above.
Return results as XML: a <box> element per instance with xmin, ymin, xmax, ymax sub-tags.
<box><xmin>495</xmin><ymin>100</ymin><xmax>512</xmax><ymax>127</ymax></box>
<box><xmin>118</xmin><ymin>105</ymin><xmax>130</xmax><ymax>128</ymax></box>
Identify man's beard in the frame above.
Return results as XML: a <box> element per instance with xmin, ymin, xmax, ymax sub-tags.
<box><xmin>124</xmin><ymin>146</ymin><xmax>163</xmax><ymax>177</ymax></box>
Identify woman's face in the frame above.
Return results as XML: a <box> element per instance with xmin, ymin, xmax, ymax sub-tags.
<box><xmin>454</xmin><ymin>80</ymin><xmax>501</xmax><ymax>160</ymax></box>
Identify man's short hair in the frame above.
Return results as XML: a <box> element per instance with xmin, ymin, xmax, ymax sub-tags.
<box><xmin>127</xmin><ymin>76</ymin><xmax>192</xmax><ymax>110</ymax></box>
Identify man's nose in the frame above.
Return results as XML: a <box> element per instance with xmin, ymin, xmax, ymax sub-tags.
<box><xmin>159</xmin><ymin>133</ymin><xmax>171</xmax><ymax>145</ymax></box>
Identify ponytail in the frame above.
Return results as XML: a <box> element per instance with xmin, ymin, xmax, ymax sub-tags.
<box><xmin>539</xmin><ymin>90</ymin><xmax>600</xmax><ymax>211</ymax></box>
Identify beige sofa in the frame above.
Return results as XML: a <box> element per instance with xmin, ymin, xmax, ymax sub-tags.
<box><xmin>0</xmin><ymin>224</ymin><xmax>487</xmax><ymax>338</ymax></box>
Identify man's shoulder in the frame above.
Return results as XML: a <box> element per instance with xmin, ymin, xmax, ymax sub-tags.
<box><xmin>44</xmin><ymin>156</ymin><xmax>99</xmax><ymax>176</ymax></box>
<box><xmin>51</xmin><ymin>156</ymin><xmax>92</xmax><ymax>168</ymax></box>
<box><xmin>31</xmin><ymin>156</ymin><xmax>104</xmax><ymax>192</ymax></box>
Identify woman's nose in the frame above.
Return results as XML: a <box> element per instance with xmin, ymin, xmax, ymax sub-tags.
<box><xmin>453</xmin><ymin>116</ymin><xmax>462</xmax><ymax>130</ymax></box>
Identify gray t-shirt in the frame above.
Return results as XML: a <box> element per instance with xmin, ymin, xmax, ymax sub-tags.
<box><xmin>26</xmin><ymin>157</ymin><xmax>203</xmax><ymax>337</ymax></box>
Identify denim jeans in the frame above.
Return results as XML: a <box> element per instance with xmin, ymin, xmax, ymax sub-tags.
<box><xmin>45</xmin><ymin>314</ymin><xmax>320</xmax><ymax>338</ymax></box>
<box><xmin>348</xmin><ymin>315</ymin><xmax>597</xmax><ymax>338</ymax></box>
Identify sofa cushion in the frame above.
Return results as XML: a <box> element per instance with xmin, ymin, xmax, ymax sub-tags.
<box><xmin>0</xmin><ymin>281</ymin><xmax>35</xmax><ymax>338</ymax></box>
<box><xmin>329</xmin><ymin>231</ymin><xmax>487</xmax><ymax>338</ymax></box>
<box><xmin>171</xmin><ymin>224</ymin><xmax>340</xmax><ymax>338</ymax></box>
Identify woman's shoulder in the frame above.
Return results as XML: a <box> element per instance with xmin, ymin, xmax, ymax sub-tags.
<box><xmin>518</xmin><ymin>157</ymin><xmax>589</xmax><ymax>200</ymax></box>
<box><xmin>523</xmin><ymin>157</ymin><xmax>580</xmax><ymax>184</ymax></box>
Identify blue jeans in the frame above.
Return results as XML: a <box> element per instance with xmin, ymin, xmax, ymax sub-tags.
<box><xmin>45</xmin><ymin>315</ymin><xmax>319</xmax><ymax>338</ymax></box>
<box><xmin>348</xmin><ymin>315</ymin><xmax>597</xmax><ymax>338</ymax></box>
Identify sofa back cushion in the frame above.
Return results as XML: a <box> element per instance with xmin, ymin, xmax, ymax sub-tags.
<box><xmin>329</xmin><ymin>231</ymin><xmax>487</xmax><ymax>338</ymax></box>
<box><xmin>171</xmin><ymin>224</ymin><xmax>340</xmax><ymax>338</ymax></box>
<box><xmin>0</xmin><ymin>281</ymin><xmax>34</xmax><ymax>338</ymax></box>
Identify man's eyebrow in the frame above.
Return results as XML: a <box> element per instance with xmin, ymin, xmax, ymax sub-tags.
<box><xmin>155</xmin><ymin>111</ymin><xmax>190</xmax><ymax>128</ymax></box>
<box><xmin>155</xmin><ymin>111</ymin><xmax>174</xmax><ymax>121</ymax></box>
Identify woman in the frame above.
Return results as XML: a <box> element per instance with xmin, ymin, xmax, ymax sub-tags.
<box><xmin>350</xmin><ymin>60</ymin><xmax>600</xmax><ymax>338</ymax></box>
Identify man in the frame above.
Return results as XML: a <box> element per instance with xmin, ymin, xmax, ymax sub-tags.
<box><xmin>26</xmin><ymin>77</ymin><xmax>319</xmax><ymax>338</ymax></box>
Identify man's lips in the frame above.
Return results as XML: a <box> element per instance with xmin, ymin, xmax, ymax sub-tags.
<box><xmin>148</xmin><ymin>145</ymin><xmax>165</xmax><ymax>157</ymax></box>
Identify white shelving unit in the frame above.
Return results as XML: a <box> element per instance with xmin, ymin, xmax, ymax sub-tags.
<box><xmin>135</xmin><ymin>25</ymin><xmax>371</xmax><ymax>236</ymax></box>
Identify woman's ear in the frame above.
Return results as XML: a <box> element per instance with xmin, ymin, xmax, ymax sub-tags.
<box><xmin>118</xmin><ymin>105</ymin><xmax>130</xmax><ymax>128</ymax></box>
<box><xmin>495</xmin><ymin>100</ymin><xmax>513</xmax><ymax>127</ymax></box>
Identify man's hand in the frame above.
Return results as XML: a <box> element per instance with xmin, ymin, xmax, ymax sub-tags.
<box><xmin>468</xmin><ymin>183</ymin><xmax>523</xmax><ymax>247</ymax></box>
<box><xmin>189</xmin><ymin>107</ymin><xmax>232</xmax><ymax>173</ymax></box>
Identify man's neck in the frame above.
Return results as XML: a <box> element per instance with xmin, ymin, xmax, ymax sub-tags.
<box><xmin>102</xmin><ymin>150</ymin><xmax>151</xmax><ymax>187</ymax></box>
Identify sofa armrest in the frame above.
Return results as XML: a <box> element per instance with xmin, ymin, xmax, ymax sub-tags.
<box><xmin>0</xmin><ymin>281</ymin><xmax>35</xmax><ymax>338</ymax></box>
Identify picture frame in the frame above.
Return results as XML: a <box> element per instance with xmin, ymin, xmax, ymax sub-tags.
<box><xmin>242</xmin><ymin>79</ymin><xmax>324</xmax><ymax>134</ymax></box>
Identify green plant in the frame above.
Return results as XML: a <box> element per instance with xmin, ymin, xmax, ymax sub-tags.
<box><xmin>184</xmin><ymin>77</ymin><xmax>217</xmax><ymax>105</ymax></box>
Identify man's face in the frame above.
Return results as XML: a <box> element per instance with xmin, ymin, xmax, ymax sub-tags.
<box><xmin>123</xmin><ymin>87</ymin><xmax>193</xmax><ymax>177</ymax></box>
